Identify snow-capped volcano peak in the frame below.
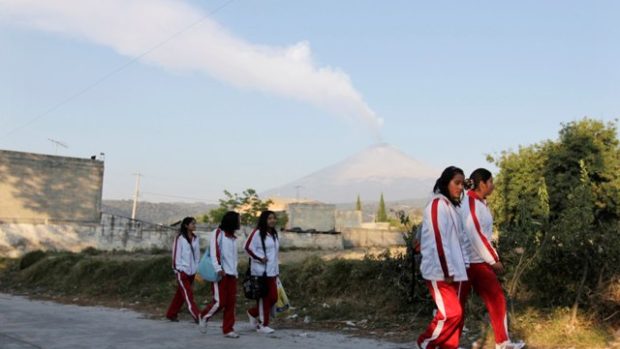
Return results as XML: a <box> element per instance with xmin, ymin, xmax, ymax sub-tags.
<box><xmin>263</xmin><ymin>143</ymin><xmax>439</xmax><ymax>203</ymax></box>
<box><xmin>324</xmin><ymin>143</ymin><xmax>437</xmax><ymax>182</ymax></box>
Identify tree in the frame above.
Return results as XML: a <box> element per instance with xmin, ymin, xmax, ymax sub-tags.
<box><xmin>197</xmin><ymin>213</ymin><xmax>211</xmax><ymax>224</ymax></box>
<box><xmin>355</xmin><ymin>194</ymin><xmax>362</xmax><ymax>211</ymax></box>
<box><xmin>376</xmin><ymin>193</ymin><xmax>388</xmax><ymax>222</ymax></box>
<box><xmin>490</xmin><ymin>118</ymin><xmax>620</xmax><ymax>316</ymax></box>
<box><xmin>208</xmin><ymin>188</ymin><xmax>273</xmax><ymax>226</ymax></box>
<box><xmin>276</xmin><ymin>211</ymin><xmax>289</xmax><ymax>231</ymax></box>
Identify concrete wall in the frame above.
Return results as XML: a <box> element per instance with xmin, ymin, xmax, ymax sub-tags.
<box><xmin>288</xmin><ymin>203</ymin><xmax>336</xmax><ymax>232</ymax></box>
<box><xmin>0</xmin><ymin>150</ymin><xmax>104</xmax><ymax>223</ymax></box>
<box><xmin>0</xmin><ymin>219</ymin><xmax>345</xmax><ymax>257</ymax></box>
<box><xmin>279</xmin><ymin>232</ymin><xmax>343</xmax><ymax>250</ymax></box>
<box><xmin>335</xmin><ymin>210</ymin><xmax>362</xmax><ymax>231</ymax></box>
<box><xmin>0</xmin><ymin>222</ymin><xmax>99</xmax><ymax>258</ymax></box>
<box><xmin>98</xmin><ymin>214</ymin><xmax>177</xmax><ymax>251</ymax></box>
<box><xmin>361</xmin><ymin>222</ymin><xmax>391</xmax><ymax>230</ymax></box>
<box><xmin>341</xmin><ymin>227</ymin><xmax>406</xmax><ymax>248</ymax></box>
<box><xmin>197</xmin><ymin>227</ymin><xmax>343</xmax><ymax>251</ymax></box>
<box><xmin>0</xmin><ymin>214</ymin><xmax>176</xmax><ymax>257</ymax></box>
<box><xmin>1</xmin><ymin>221</ymin><xmax>407</xmax><ymax>256</ymax></box>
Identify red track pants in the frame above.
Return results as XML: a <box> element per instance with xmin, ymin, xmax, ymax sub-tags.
<box><xmin>166</xmin><ymin>272</ymin><xmax>201</xmax><ymax>322</ymax></box>
<box><xmin>247</xmin><ymin>276</ymin><xmax>278</xmax><ymax>326</ymax></box>
<box><xmin>460</xmin><ymin>263</ymin><xmax>510</xmax><ymax>345</ymax></box>
<box><xmin>200</xmin><ymin>275</ymin><xmax>237</xmax><ymax>334</ymax></box>
<box><xmin>418</xmin><ymin>280</ymin><xmax>464</xmax><ymax>349</ymax></box>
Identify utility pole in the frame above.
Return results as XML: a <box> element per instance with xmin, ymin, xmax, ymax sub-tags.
<box><xmin>131</xmin><ymin>173</ymin><xmax>142</xmax><ymax>220</ymax></box>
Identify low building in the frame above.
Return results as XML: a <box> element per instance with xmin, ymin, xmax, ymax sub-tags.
<box><xmin>0</xmin><ymin>149</ymin><xmax>104</xmax><ymax>223</ymax></box>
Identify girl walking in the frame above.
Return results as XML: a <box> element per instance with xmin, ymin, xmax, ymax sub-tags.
<box><xmin>245</xmin><ymin>210</ymin><xmax>280</xmax><ymax>334</ymax></box>
<box><xmin>199</xmin><ymin>211</ymin><xmax>241</xmax><ymax>338</ymax></box>
<box><xmin>417</xmin><ymin>166</ymin><xmax>470</xmax><ymax>349</ymax></box>
<box><xmin>165</xmin><ymin>216</ymin><xmax>202</xmax><ymax>323</ymax></box>
<box><xmin>459</xmin><ymin>168</ymin><xmax>525</xmax><ymax>349</ymax></box>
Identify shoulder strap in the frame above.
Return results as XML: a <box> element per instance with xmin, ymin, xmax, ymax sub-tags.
<box><xmin>188</xmin><ymin>235</ymin><xmax>196</xmax><ymax>260</ymax></box>
<box><xmin>260</xmin><ymin>231</ymin><xmax>267</xmax><ymax>277</ymax></box>
<box><xmin>260</xmin><ymin>231</ymin><xmax>266</xmax><ymax>253</ymax></box>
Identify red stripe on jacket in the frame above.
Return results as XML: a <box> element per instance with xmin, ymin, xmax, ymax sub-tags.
<box><xmin>468</xmin><ymin>195</ymin><xmax>500</xmax><ymax>263</ymax></box>
<box><xmin>431</xmin><ymin>198</ymin><xmax>450</xmax><ymax>278</ymax></box>
<box><xmin>244</xmin><ymin>229</ymin><xmax>261</xmax><ymax>260</ymax></box>
<box><xmin>215</xmin><ymin>228</ymin><xmax>222</xmax><ymax>264</ymax></box>
<box><xmin>172</xmin><ymin>235</ymin><xmax>179</xmax><ymax>270</ymax></box>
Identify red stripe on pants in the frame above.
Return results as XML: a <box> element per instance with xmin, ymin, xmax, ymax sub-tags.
<box><xmin>200</xmin><ymin>275</ymin><xmax>238</xmax><ymax>334</ymax></box>
<box><xmin>418</xmin><ymin>280</ymin><xmax>463</xmax><ymax>349</ymax></box>
<box><xmin>461</xmin><ymin>263</ymin><xmax>510</xmax><ymax>344</ymax></box>
<box><xmin>166</xmin><ymin>272</ymin><xmax>201</xmax><ymax>322</ymax></box>
<box><xmin>247</xmin><ymin>277</ymin><xmax>278</xmax><ymax>326</ymax></box>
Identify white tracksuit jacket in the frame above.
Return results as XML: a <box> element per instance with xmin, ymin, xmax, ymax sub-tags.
<box><xmin>420</xmin><ymin>194</ymin><xmax>469</xmax><ymax>282</ymax></box>
<box><xmin>460</xmin><ymin>190</ymin><xmax>500</xmax><ymax>265</ymax></box>
<box><xmin>210</xmin><ymin>228</ymin><xmax>239</xmax><ymax>277</ymax></box>
<box><xmin>172</xmin><ymin>234</ymin><xmax>201</xmax><ymax>275</ymax></box>
<box><xmin>244</xmin><ymin>229</ymin><xmax>280</xmax><ymax>277</ymax></box>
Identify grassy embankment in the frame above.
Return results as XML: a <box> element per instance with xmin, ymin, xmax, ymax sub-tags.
<box><xmin>0</xmin><ymin>249</ymin><xmax>616</xmax><ymax>348</ymax></box>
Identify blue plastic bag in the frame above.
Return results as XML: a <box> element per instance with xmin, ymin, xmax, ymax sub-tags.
<box><xmin>198</xmin><ymin>251</ymin><xmax>219</xmax><ymax>282</ymax></box>
<box><xmin>197</xmin><ymin>231</ymin><xmax>223</xmax><ymax>282</ymax></box>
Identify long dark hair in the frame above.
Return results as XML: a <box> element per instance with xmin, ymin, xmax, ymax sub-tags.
<box><xmin>257</xmin><ymin>210</ymin><xmax>278</xmax><ymax>241</ymax></box>
<box><xmin>433</xmin><ymin>166</ymin><xmax>465</xmax><ymax>207</ymax></box>
<box><xmin>219</xmin><ymin>211</ymin><xmax>240</xmax><ymax>232</ymax></box>
<box><xmin>179</xmin><ymin>216</ymin><xmax>196</xmax><ymax>243</ymax></box>
<box><xmin>466</xmin><ymin>168</ymin><xmax>492</xmax><ymax>190</ymax></box>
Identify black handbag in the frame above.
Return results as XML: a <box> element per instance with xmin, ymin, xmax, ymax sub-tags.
<box><xmin>243</xmin><ymin>261</ymin><xmax>267</xmax><ymax>300</ymax></box>
<box><xmin>243</xmin><ymin>233</ymin><xmax>268</xmax><ymax>300</ymax></box>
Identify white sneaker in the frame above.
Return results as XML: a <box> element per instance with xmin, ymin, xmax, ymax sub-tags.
<box><xmin>256</xmin><ymin>325</ymin><xmax>275</xmax><ymax>334</ymax></box>
<box><xmin>497</xmin><ymin>341</ymin><xmax>526</xmax><ymax>349</ymax></box>
<box><xmin>224</xmin><ymin>331</ymin><xmax>240</xmax><ymax>338</ymax></box>
<box><xmin>198</xmin><ymin>316</ymin><xmax>208</xmax><ymax>334</ymax></box>
<box><xmin>247</xmin><ymin>311</ymin><xmax>258</xmax><ymax>328</ymax></box>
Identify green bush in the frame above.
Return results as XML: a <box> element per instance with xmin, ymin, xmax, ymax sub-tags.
<box><xmin>491</xmin><ymin>118</ymin><xmax>620</xmax><ymax>317</ymax></box>
<box><xmin>19</xmin><ymin>250</ymin><xmax>47</xmax><ymax>270</ymax></box>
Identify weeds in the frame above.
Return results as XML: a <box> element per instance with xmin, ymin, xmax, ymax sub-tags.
<box><xmin>1</xmin><ymin>249</ymin><xmax>616</xmax><ymax>347</ymax></box>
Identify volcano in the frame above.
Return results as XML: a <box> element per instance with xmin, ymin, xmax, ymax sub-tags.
<box><xmin>263</xmin><ymin>143</ymin><xmax>439</xmax><ymax>203</ymax></box>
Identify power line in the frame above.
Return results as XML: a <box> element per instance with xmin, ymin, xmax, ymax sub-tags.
<box><xmin>1</xmin><ymin>0</ymin><xmax>236</xmax><ymax>140</ymax></box>
<box><xmin>141</xmin><ymin>191</ymin><xmax>218</xmax><ymax>203</ymax></box>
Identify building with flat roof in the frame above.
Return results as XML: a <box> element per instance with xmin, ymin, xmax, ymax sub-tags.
<box><xmin>0</xmin><ymin>149</ymin><xmax>104</xmax><ymax>223</ymax></box>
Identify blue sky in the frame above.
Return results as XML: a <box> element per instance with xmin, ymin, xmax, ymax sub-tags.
<box><xmin>1</xmin><ymin>0</ymin><xmax>618</xmax><ymax>203</ymax></box>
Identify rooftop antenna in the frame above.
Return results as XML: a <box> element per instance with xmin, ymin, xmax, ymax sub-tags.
<box><xmin>48</xmin><ymin>138</ymin><xmax>68</xmax><ymax>155</ymax></box>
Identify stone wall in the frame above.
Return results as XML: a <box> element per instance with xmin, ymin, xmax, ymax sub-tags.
<box><xmin>0</xmin><ymin>150</ymin><xmax>104</xmax><ymax>223</ymax></box>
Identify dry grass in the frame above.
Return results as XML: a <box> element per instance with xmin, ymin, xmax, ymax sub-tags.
<box><xmin>1</xmin><ymin>249</ymin><xmax>617</xmax><ymax>348</ymax></box>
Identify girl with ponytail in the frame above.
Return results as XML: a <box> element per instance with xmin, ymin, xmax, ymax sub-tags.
<box><xmin>459</xmin><ymin>169</ymin><xmax>525</xmax><ymax>349</ymax></box>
